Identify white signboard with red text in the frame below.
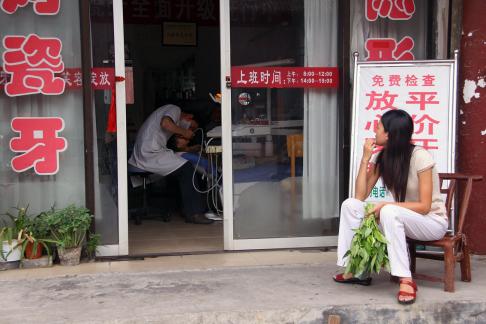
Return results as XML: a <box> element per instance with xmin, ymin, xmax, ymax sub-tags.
<box><xmin>349</xmin><ymin>56</ymin><xmax>458</xmax><ymax>202</ymax></box>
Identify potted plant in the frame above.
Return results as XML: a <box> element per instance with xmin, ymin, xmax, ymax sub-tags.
<box><xmin>42</xmin><ymin>205</ymin><xmax>98</xmax><ymax>266</ymax></box>
<box><xmin>0</xmin><ymin>207</ymin><xmax>30</xmax><ymax>269</ymax></box>
<box><xmin>23</xmin><ymin>213</ymin><xmax>58</xmax><ymax>261</ymax></box>
<box><xmin>0</xmin><ymin>227</ymin><xmax>22</xmax><ymax>269</ymax></box>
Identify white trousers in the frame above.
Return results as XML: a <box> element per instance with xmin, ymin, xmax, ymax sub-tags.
<box><xmin>337</xmin><ymin>198</ymin><xmax>448</xmax><ymax>278</ymax></box>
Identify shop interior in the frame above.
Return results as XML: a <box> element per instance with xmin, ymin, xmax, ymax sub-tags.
<box><xmin>90</xmin><ymin>1</ymin><xmax>330</xmax><ymax>256</ymax></box>
<box><xmin>122</xmin><ymin>18</ymin><xmax>224</xmax><ymax>255</ymax></box>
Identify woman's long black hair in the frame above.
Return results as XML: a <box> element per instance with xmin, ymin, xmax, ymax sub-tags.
<box><xmin>376</xmin><ymin>109</ymin><xmax>415</xmax><ymax>202</ymax></box>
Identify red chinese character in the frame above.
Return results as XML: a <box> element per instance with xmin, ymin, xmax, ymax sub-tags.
<box><xmin>1</xmin><ymin>0</ymin><xmax>60</xmax><ymax>15</ymax></box>
<box><xmin>365</xmin><ymin>114</ymin><xmax>383</xmax><ymax>132</ymax></box>
<box><xmin>366</xmin><ymin>0</ymin><xmax>415</xmax><ymax>21</ymax></box>
<box><xmin>365</xmin><ymin>37</ymin><xmax>414</xmax><ymax>61</ymax></box>
<box><xmin>9</xmin><ymin>117</ymin><xmax>67</xmax><ymax>175</ymax></box>
<box><xmin>372</xmin><ymin>75</ymin><xmax>384</xmax><ymax>86</ymax></box>
<box><xmin>411</xmin><ymin>138</ymin><xmax>438</xmax><ymax>150</ymax></box>
<box><xmin>2</xmin><ymin>34</ymin><xmax>65</xmax><ymax>97</ymax></box>
<box><xmin>412</xmin><ymin>114</ymin><xmax>440</xmax><ymax>135</ymax></box>
<box><xmin>365</xmin><ymin>90</ymin><xmax>398</xmax><ymax>110</ymax></box>
<box><xmin>389</xmin><ymin>75</ymin><xmax>401</xmax><ymax>86</ymax></box>
<box><xmin>405</xmin><ymin>74</ymin><xmax>418</xmax><ymax>86</ymax></box>
<box><xmin>406</xmin><ymin>92</ymin><xmax>439</xmax><ymax>110</ymax></box>
<box><xmin>422</xmin><ymin>74</ymin><xmax>436</xmax><ymax>86</ymax></box>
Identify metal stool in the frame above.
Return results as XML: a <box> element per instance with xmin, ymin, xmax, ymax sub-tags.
<box><xmin>127</xmin><ymin>164</ymin><xmax>153</xmax><ymax>225</ymax></box>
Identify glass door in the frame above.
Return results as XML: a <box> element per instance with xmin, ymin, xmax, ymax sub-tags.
<box><xmin>90</xmin><ymin>0</ymin><xmax>128</xmax><ymax>256</ymax></box>
<box><xmin>221</xmin><ymin>0</ymin><xmax>340</xmax><ymax>250</ymax></box>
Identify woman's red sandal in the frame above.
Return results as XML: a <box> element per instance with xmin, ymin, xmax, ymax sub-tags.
<box><xmin>397</xmin><ymin>279</ymin><xmax>417</xmax><ymax>305</ymax></box>
<box><xmin>333</xmin><ymin>273</ymin><xmax>372</xmax><ymax>286</ymax></box>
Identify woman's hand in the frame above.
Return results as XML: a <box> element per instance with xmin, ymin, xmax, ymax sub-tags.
<box><xmin>367</xmin><ymin>202</ymin><xmax>387</xmax><ymax>219</ymax></box>
<box><xmin>362</xmin><ymin>138</ymin><xmax>376</xmax><ymax>162</ymax></box>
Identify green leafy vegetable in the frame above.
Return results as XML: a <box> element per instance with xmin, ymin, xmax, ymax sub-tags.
<box><xmin>343</xmin><ymin>203</ymin><xmax>390</xmax><ymax>277</ymax></box>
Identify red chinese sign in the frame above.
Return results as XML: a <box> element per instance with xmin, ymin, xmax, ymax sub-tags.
<box><xmin>365</xmin><ymin>37</ymin><xmax>415</xmax><ymax>61</ymax></box>
<box><xmin>2</xmin><ymin>34</ymin><xmax>65</xmax><ymax>96</ymax></box>
<box><xmin>1</xmin><ymin>0</ymin><xmax>60</xmax><ymax>15</ymax></box>
<box><xmin>351</xmin><ymin>63</ymin><xmax>455</xmax><ymax>202</ymax></box>
<box><xmin>61</xmin><ymin>67</ymin><xmax>115</xmax><ymax>90</ymax></box>
<box><xmin>364</xmin><ymin>0</ymin><xmax>416</xmax><ymax>61</ymax></box>
<box><xmin>365</xmin><ymin>0</ymin><xmax>415</xmax><ymax>21</ymax></box>
<box><xmin>0</xmin><ymin>67</ymin><xmax>116</xmax><ymax>91</ymax></box>
<box><xmin>90</xmin><ymin>0</ymin><xmax>218</xmax><ymax>26</ymax></box>
<box><xmin>231</xmin><ymin>67</ymin><xmax>339</xmax><ymax>89</ymax></box>
<box><xmin>10</xmin><ymin>117</ymin><xmax>68</xmax><ymax>175</ymax></box>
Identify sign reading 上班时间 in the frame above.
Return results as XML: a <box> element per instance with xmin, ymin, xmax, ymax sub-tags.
<box><xmin>231</xmin><ymin>67</ymin><xmax>339</xmax><ymax>89</ymax></box>
<box><xmin>349</xmin><ymin>60</ymin><xmax>457</xmax><ymax>202</ymax></box>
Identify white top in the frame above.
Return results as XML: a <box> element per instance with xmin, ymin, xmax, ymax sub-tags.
<box><xmin>128</xmin><ymin>104</ymin><xmax>189</xmax><ymax>176</ymax></box>
<box><xmin>371</xmin><ymin>146</ymin><xmax>447</xmax><ymax>218</ymax></box>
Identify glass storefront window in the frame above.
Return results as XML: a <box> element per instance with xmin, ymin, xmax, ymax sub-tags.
<box><xmin>0</xmin><ymin>2</ymin><xmax>85</xmax><ymax>215</ymax></box>
<box><xmin>230</xmin><ymin>0</ymin><xmax>340</xmax><ymax>239</ymax></box>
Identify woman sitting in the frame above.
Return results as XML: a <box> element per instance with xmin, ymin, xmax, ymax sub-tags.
<box><xmin>334</xmin><ymin>109</ymin><xmax>448</xmax><ymax>305</ymax></box>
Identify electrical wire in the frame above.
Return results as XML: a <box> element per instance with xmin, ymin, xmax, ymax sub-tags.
<box><xmin>190</xmin><ymin>128</ymin><xmax>223</xmax><ymax>202</ymax></box>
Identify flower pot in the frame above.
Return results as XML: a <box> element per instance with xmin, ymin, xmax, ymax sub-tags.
<box><xmin>25</xmin><ymin>241</ymin><xmax>43</xmax><ymax>259</ymax></box>
<box><xmin>1</xmin><ymin>239</ymin><xmax>22</xmax><ymax>262</ymax></box>
<box><xmin>57</xmin><ymin>246</ymin><xmax>82</xmax><ymax>266</ymax></box>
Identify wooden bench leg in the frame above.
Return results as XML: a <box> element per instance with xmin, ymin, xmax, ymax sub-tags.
<box><xmin>461</xmin><ymin>244</ymin><xmax>472</xmax><ymax>282</ymax></box>
<box><xmin>444</xmin><ymin>244</ymin><xmax>455</xmax><ymax>292</ymax></box>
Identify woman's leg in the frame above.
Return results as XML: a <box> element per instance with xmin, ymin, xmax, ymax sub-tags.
<box><xmin>379</xmin><ymin>204</ymin><xmax>448</xmax><ymax>278</ymax></box>
<box><xmin>380</xmin><ymin>204</ymin><xmax>448</xmax><ymax>302</ymax></box>
<box><xmin>337</xmin><ymin>198</ymin><xmax>365</xmax><ymax>267</ymax></box>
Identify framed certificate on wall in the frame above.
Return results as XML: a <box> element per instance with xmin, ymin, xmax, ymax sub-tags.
<box><xmin>162</xmin><ymin>22</ymin><xmax>197</xmax><ymax>46</ymax></box>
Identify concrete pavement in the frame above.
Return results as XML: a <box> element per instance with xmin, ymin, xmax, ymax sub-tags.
<box><xmin>1</xmin><ymin>250</ymin><xmax>486</xmax><ymax>323</ymax></box>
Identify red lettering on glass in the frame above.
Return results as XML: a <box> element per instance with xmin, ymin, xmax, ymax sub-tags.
<box><xmin>2</xmin><ymin>34</ymin><xmax>65</xmax><ymax>97</ymax></box>
<box><xmin>365</xmin><ymin>37</ymin><xmax>414</xmax><ymax>61</ymax></box>
<box><xmin>406</xmin><ymin>91</ymin><xmax>440</xmax><ymax>110</ymax></box>
<box><xmin>175</xmin><ymin>0</ymin><xmax>193</xmax><ymax>20</ymax></box>
<box><xmin>10</xmin><ymin>117</ymin><xmax>67</xmax><ymax>175</ymax></box>
<box><xmin>1</xmin><ymin>0</ymin><xmax>60</xmax><ymax>15</ymax></box>
<box><xmin>196</xmin><ymin>0</ymin><xmax>216</xmax><ymax>20</ymax></box>
<box><xmin>131</xmin><ymin>0</ymin><xmax>150</xmax><ymax>18</ymax></box>
<box><xmin>365</xmin><ymin>90</ymin><xmax>398</xmax><ymax>110</ymax></box>
<box><xmin>366</xmin><ymin>0</ymin><xmax>415</xmax><ymax>21</ymax></box>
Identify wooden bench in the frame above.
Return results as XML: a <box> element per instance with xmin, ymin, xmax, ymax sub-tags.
<box><xmin>407</xmin><ymin>173</ymin><xmax>483</xmax><ymax>292</ymax></box>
